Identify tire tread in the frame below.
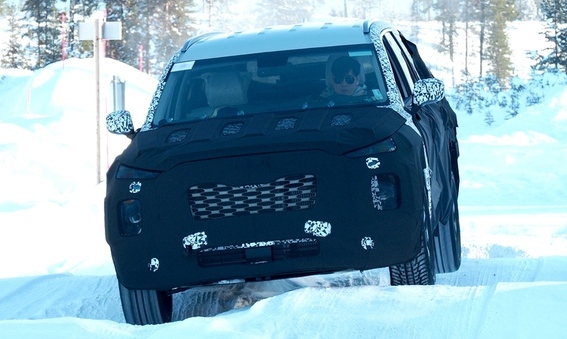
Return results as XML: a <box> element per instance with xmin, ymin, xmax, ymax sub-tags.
<box><xmin>118</xmin><ymin>282</ymin><xmax>172</xmax><ymax>325</ymax></box>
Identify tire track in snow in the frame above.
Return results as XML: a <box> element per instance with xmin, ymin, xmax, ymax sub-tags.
<box><xmin>469</xmin><ymin>284</ymin><xmax>498</xmax><ymax>339</ymax></box>
<box><xmin>1</xmin><ymin>257</ymin><xmax>566</xmax><ymax>337</ymax></box>
<box><xmin>0</xmin><ymin>275</ymin><xmax>122</xmax><ymax>321</ymax></box>
<box><xmin>436</xmin><ymin>257</ymin><xmax>560</xmax><ymax>286</ymax></box>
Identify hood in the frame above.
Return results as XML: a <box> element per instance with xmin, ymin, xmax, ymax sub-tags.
<box><xmin>118</xmin><ymin>106</ymin><xmax>405</xmax><ymax>172</ymax></box>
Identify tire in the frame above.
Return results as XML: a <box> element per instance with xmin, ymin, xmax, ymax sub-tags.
<box><xmin>118</xmin><ymin>281</ymin><xmax>173</xmax><ymax>325</ymax></box>
<box><xmin>433</xmin><ymin>175</ymin><xmax>461</xmax><ymax>274</ymax></box>
<box><xmin>389</xmin><ymin>216</ymin><xmax>436</xmax><ymax>286</ymax></box>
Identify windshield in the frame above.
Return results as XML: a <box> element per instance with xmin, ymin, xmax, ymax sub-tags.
<box><xmin>152</xmin><ymin>45</ymin><xmax>389</xmax><ymax>126</ymax></box>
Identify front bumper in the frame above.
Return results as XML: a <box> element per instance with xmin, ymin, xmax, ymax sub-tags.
<box><xmin>105</xmin><ymin>123</ymin><xmax>426</xmax><ymax>291</ymax></box>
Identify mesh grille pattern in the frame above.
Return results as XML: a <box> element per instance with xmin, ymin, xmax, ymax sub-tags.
<box><xmin>188</xmin><ymin>174</ymin><xmax>316</xmax><ymax>220</ymax></box>
<box><xmin>197</xmin><ymin>238</ymin><xmax>320</xmax><ymax>267</ymax></box>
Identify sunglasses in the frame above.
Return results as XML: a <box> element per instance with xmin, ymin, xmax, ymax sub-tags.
<box><xmin>333</xmin><ymin>75</ymin><xmax>356</xmax><ymax>85</ymax></box>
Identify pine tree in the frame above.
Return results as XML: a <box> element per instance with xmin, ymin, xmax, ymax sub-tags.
<box><xmin>67</xmin><ymin>0</ymin><xmax>101</xmax><ymax>59</ymax></box>
<box><xmin>486</xmin><ymin>0</ymin><xmax>517</xmax><ymax>85</ymax></box>
<box><xmin>421</xmin><ymin>0</ymin><xmax>435</xmax><ymax>20</ymax></box>
<box><xmin>539</xmin><ymin>0</ymin><xmax>567</xmax><ymax>73</ymax></box>
<box><xmin>105</xmin><ymin>0</ymin><xmax>145</xmax><ymax>71</ymax></box>
<box><xmin>0</xmin><ymin>0</ymin><xmax>7</xmax><ymax>17</ymax></box>
<box><xmin>203</xmin><ymin>0</ymin><xmax>231</xmax><ymax>31</ymax></box>
<box><xmin>105</xmin><ymin>0</ymin><xmax>197</xmax><ymax>76</ymax></box>
<box><xmin>484</xmin><ymin>111</ymin><xmax>495</xmax><ymax>125</ymax></box>
<box><xmin>22</xmin><ymin>0</ymin><xmax>63</xmax><ymax>69</ymax></box>
<box><xmin>479</xmin><ymin>0</ymin><xmax>489</xmax><ymax>77</ymax></box>
<box><xmin>1</xmin><ymin>4</ymin><xmax>30</xmax><ymax>69</ymax></box>
<box><xmin>507</xmin><ymin>76</ymin><xmax>524</xmax><ymax>117</ymax></box>
<box><xmin>463</xmin><ymin>0</ymin><xmax>516</xmax><ymax>82</ymax></box>
<box><xmin>435</xmin><ymin>0</ymin><xmax>460</xmax><ymax>62</ymax></box>
<box><xmin>150</xmin><ymin>0</ymin><xmax>197</xmax><ymax>76</ymax></box>
<box><xmin>410</xmin><ymin>0</ymin><xmax>421</xmax><ymax>42</ymax></box>
<box><xmin>516</xmin><ymin>0</ymin><xmax>542</xmax><ymax>19</ymax></box>
<box><xmin>351</xmin><ymin>0</ymin><xmax>376</xmax><ymax>19</ymax></box>
<box><xmin>255</xmin><ymin>0</ymin><xmax>315</xmax><ymax>27</ymax></box>
<box><xmin>461</xmin><ymin>0</ymin><xmax>474</xmax><ymax>77</ymax></box>
<box><xmin>431</xmin><ymin>0</ymin><xmax>460</xmax><ymax>85</ymax></box>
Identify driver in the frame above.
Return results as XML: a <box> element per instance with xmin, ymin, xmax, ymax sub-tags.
<box><xmin>321</xmin><ymin>56</ymin><xmax>367</xmax><ymax>97</ymax></box>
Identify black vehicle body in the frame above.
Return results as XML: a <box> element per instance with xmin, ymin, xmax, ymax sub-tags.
<box><xmin>105</xmin><ymin>20</ymin><xmax>461</xmax><ymax>324</ymax></box>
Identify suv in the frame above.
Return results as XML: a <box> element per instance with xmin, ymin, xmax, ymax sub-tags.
<box><xmin>105</xmin><ymin>19</ymin><xmax>461</xmax><ymax>325</ymax></box>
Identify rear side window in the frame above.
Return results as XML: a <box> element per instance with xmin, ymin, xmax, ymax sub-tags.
<box><xmin>382</xmin><ymin>32</ymin><xmax>420</xmax><ymax>103</ymax></box>
<box><xmin>152</xmin><ymin>46</ymin><xmax>390</xmax><ymax>126</ymax></box>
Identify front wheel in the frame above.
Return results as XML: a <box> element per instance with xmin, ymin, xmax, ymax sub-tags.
<box><xmin>433</xmin><ymin>192</ymin><xmax>461</xmax><ymax>274</ymax></box>
<box><xmin>118</xmin><ymin>281</ymin><xmax>173</xmax><ymax>325</ymax></box>
<box><xmin>432</xmin><ymin>171</ymin><xmax>461</xmax><ymax>274</ymax></box>
<box><xmin>389</xmin><ymin>221</ymin><xmax>435</xmax><ymax>286</ymax></box>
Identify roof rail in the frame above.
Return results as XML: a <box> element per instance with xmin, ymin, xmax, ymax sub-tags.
<box><xmin>181</xmin><ymin>32</ymin><xmax>220</xmax><ymax>53</ymax></box>
<box><xmin>363</xmin><ymin>20</ymin><xmax>372</xmax><ymax>34</ymax></box>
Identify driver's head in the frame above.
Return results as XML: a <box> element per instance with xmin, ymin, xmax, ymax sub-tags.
<box><xmin>331</xmin><ymin>56</ymin><xmax>361</xmax><ymax>96</ymax></box>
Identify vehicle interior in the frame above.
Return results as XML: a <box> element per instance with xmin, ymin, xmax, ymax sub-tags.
<box><xmin>152</xmin><ymin>45</ymin><xmax>389</xmax><ymax>126</ymax></box>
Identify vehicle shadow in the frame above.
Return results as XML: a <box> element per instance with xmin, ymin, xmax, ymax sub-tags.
<box><xmin>173</xmin><ymin>268</ymin><xmax>389</xmax><ymax>319</ymax></box>
<box><xmin>172</xmin><ymin>256</ymin><xmax>567</xmax><ymax>320</ymax></box>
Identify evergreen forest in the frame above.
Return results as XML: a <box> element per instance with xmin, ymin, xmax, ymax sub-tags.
<box><xmin>1</xmin><ymin>0</ymin><xmax>567</xmax><ymax>121</ymax></box>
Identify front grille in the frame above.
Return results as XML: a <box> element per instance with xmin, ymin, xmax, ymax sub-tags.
<box><xmin>188</xmin><ymin>174</ymin><xmax>316</xmax><ymax>220</ymax></box>
<box><xmin>197</xmin><ymin>238</ymin><xmax>320</xmax><ymax>267</ymax></box>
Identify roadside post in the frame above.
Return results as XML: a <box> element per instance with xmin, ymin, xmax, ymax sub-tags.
<box><xmin>78</xmin><ymin>18</ymin><xmax>122</xmax><ymax>184</ymax></box>
<box><xmin>111</xmin><ymin>76</ymin><xmax>125</xmax><ymax>112</ymax></box>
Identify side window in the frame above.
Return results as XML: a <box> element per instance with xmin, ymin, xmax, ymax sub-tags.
<box><xmin>382</xmin><ymin>32</ymin><xmax>420</xmax><ymax>103</ymax></box>
<box><xmin>390</xmin><ymin>32</ymin><xmax>421</xmax><ymax>83</ymax></box>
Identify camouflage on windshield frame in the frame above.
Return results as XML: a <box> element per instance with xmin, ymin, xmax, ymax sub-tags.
<box><xmin>141</xmin><ymin>50</ymin><xmax>182</xmax><ymax>132</ymax></box>
<box><xmin>368</xmin><ymin>24</ymin><xmax>420</xmax><ymax>135</ymax></box>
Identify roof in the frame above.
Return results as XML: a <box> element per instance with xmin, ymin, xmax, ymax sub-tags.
<box><xmin>176</xmin><ymin>20</ymin><xmax>389</xmax><ymax>62</ymax></box>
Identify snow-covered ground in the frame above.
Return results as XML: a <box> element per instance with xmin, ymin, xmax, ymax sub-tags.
<box><xmin>1</xmin><ymin>20</ymin><xmax>567</xmax><ymax>339</ymax></box>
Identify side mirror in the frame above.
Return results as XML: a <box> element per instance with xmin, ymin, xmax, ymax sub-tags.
<box><xmin>412</xmin><ymin>78</ymin><xmax>445</xmax><ymax>107</ymax></box>
<box><xmin>106</xmin><ymin>110</ymin><xmax>135</xmax><ymax>138</ymax></box>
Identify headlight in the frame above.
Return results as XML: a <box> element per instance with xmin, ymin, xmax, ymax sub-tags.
<box><xmin>346</xmin><ymin>138</ymin><xmax>396</xmax><ymax>157</ymax></box>
<box><xmin>116</xmin><ymin>164</ymin><xmax>160</xmax><ymax>179</ymax></box>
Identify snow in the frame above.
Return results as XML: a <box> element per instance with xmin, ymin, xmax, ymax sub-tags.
<box><xmin>1</xmin><ymin>20</ymin><xmax>567</xmax><ymax>339</ymax></box>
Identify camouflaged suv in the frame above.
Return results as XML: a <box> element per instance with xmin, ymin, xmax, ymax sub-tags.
<box><xmin>105</xmin><ymin>19</ymin><xmax>461</xmax><ymax>325</ymax></box>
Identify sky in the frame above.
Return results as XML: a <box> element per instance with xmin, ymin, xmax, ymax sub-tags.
<box><xmin>0</xmin><ymin>17</ymin><xmax>567</xmax><ymax>339</ymax></box>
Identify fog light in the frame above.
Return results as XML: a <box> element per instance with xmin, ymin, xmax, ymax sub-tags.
<box><xmin>120</xmin><ymin>199</ymin><xmax>142</xmax><ymax>236</ymax></box>
<box><xmin>371</xmin><ymin>174</ymin><xmax>399</xmax><ymax>210</ymax></box>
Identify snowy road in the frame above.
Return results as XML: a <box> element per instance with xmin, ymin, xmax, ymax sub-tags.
<box><xmin>0</xmin><ymin>210</ymin><xmax>566</xmax><ymax>338</ymax></box>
